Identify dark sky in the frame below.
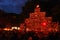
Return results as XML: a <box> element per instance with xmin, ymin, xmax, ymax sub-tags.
<box><xmin>0</xmin><ymin>0</ymin><xmax>60</xmax><ymax>14</ymax></box>
<box><xmin>0</xmin><ymin>0</ymin><xmax>28</xmax><ymax>14</ymax></box>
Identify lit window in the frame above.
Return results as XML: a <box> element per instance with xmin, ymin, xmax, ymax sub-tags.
<box><xmin>12</xmin><ymin>27</ymin><xmax>17</xmax><ymax>30</ymax></box>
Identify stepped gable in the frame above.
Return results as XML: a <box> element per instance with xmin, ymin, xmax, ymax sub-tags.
<box><xmin>20</xmin><ymin>5</ymin><xmax>59</xmax><ymax>32</ymax></box>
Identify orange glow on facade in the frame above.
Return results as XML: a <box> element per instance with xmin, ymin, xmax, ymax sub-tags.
<box><xmin>3</xmin><ymin>28</ymin><xmax>11</xmax><ymax>31</ymax></box>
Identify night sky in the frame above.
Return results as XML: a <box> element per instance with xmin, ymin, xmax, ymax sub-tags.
<box><xmin>0</xmin><ymin>0</ymin><xmax>28</xmax><ymax>14</ymax></box>
<box><xmin>0</xmin><ymin>0</ymin><xmax>60</xmax><ymax>14</ymax></box>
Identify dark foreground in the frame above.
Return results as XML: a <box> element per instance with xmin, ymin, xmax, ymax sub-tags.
<box><xmin>0</xmin><ymin>30</ymin><xmax>60</xmax><ymax>40</ymax></box>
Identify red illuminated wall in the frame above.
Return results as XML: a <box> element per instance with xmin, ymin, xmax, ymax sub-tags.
<box><xmin>20</xmin><ymin>5</ymin><xmax>59</xmax><ymax>32</ymax></box>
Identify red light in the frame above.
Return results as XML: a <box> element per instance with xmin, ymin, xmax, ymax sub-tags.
<box><xmin>41</xmin><ymin>22</ymin><xmax>47</xmax><ymax>26</ymax></box>
<box><xmin>43</xmin><ymin>22</ymin><xmax>46</xmax><ymax>25</ymax></box>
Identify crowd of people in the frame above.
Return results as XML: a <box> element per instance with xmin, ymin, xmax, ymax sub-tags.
<box><xmin>0</xmin><ymin>29</ymin><xmax>60</xmax><ymax>40</ymax></box>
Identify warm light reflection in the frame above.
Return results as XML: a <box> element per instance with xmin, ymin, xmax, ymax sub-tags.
<box><xmin>3</xmin><ymin>28</ymin><xmax>11</xmax><ymax>31</ymax></box>
<box><xmin>17</xmin><ymin>27</ymin><xmax>20</xmax><ymax>30</ymax></box>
